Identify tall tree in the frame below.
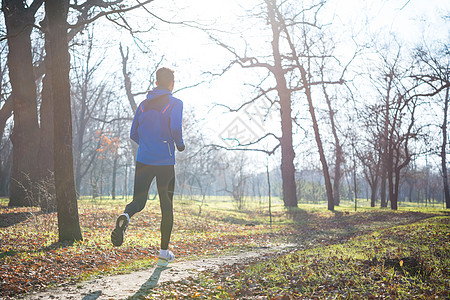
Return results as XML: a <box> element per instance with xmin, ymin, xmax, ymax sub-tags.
<box><xmin>413</xmin><ymin>43</ymin><xmax>450</xmax><ymax>208</ymax></box>
<box><xmin>45</xmin><ymin>0</ymin><xmax>82</xmax><ymax>242</ymax></box>
<box><xmin>71</xmin><ymin>28</ymin><xmax>109</xmax><ymax>195</ymax></box>
<box><xmin>2</xmin><ymin>0</ymin><xmax>43</xmax><ymax>207</ymax></box>
<box><xmin>264</xmin><ymin>0</ymin><xmax>297</xmax><ymax>207</ymax></box>
<box><xmin>38</xmin><ymin>16</ymin><xmax>56</xmax><ymax>212</ymax></box>
<box><xmin>322</xmin><ymin>85</ymin><xmax>344</xmax><ymax>206</ymax></box>
<box><xmin>356</xmin><ymin>107</ymin><xmax>383</xmax><ymax>208</ymax></box>
<box><xmin>441</xmin><ymin>86</ymin><xmax>450</xmax><ymax>209</ymax></box>
<box><xmin>368</xmin><ymin>45</ymin><xmax>421</xmax><ymax>210</ymax></box>
<box><xmin>270</xmin><ymin>0</ymin><xmax>348</xmax><ymax>210</ymax></box>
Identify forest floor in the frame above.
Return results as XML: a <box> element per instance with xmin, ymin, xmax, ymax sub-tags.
<box><xmin>0</xmin><ymin>197</ymin><xmax>449</xmax><ymax>299</ymax></box>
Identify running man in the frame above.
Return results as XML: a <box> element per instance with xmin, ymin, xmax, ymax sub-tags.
<box><xmin>111</xmin><ymin>67</ymin><xmax>185</xmax><ymax>267</ymax></box>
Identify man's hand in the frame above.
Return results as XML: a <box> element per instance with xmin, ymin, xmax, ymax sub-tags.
<box><xmin>176</xmin><ymin>144</ymin><xmax>185</xmax><ymax>152</ymax></box>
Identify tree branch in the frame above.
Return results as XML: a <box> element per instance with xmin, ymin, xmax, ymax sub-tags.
<box><xmin>69</xmin><ymin>0</ymin><xmax>155</xmax><ymax>29</ymax></box>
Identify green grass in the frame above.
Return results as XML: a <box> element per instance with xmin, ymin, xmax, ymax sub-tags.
<box><xmin>166</xmin><ymin>215</ymin><xmax>449</xmax><ymax>299</ymax></box>
<box><xmin>140</xmin><ymin>204</ymin><xmax>448</xmax><ymax>299</ymax></box>
<box><xmin>1</xmin><ymin>195</ymin><xmax>449</xmax><ymax>299</ymax></box>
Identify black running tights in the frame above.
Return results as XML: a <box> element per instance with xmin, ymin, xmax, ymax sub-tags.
<box><xmin>124</xmin><ymin>162</ymin><xmax>175</xmax><ymax>250</ymax></box>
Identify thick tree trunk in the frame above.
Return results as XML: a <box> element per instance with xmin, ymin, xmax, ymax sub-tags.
<box><xmin>46</xmin><ymin>0</ymin><xmax>82</xmax><ymax>242</ymax></box>
<box><xmin>0</xmin><ymin>145</ymin><xmax>12</xmax><ymax>196</ymax></box>
<box><xmin>333</xmin><ymin>150</ymin><xmax>342</xmax><ymax>206</ymax></box>
<box><xmin>380</xmin><ymin>173</ymin><xmax>387</xmax><ymax>207</ymax></box>
<box><xmin>266</xmin><ymin>0</ymin><xmax>331</xmax><ymax>209</ymax></box>
<box><xmin>267</xmin><ymin>1</ymin><xmax>297</xmax><ymax>207</ymax></box>
<box><xmin>279</xmin><ymin>93</ymin><xmax>297</xmax><ymax>207</ymax></box>
<box><xmin>442</xmin><ymin>87</ymin><xmax>450</xmax><ymax>209</ymax></box>
<box><xmin>370</xmin><ymin>182</ymin><xmax>377</xmax><ymax>207</ymax></box>
<box><xmin>4</xmin><ymin>1</ymin><xmax>41</xmax><ymax>207</ymax></box>
<box><xmin>387</xmin><ymin>150</ymin><xmax>397</xmax><ymax>210</ymax></box>
<box><xmin>38</xmin><ymin>30</ymin><xmax>57</xmax><ymax>212</ymax></box>
<box><xmin>390</xmin><ymin>169</ymin><xmax>400</xmax><ymax>210</ymax></box>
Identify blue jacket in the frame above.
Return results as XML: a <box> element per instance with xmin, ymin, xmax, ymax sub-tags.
<box><xmin>130</xmin><ymin>87</ymin><xmax>184</xmax><ymax>165</ymax></box>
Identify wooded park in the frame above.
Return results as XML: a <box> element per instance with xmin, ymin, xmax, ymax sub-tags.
<box><xmin>0</xmin><ymin>0</ymin><xmax>449</xmax><ymax>299</ymax></box>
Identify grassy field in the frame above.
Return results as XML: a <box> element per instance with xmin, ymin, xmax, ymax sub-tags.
<box><xmin>0</xmin><ymin>196</ymin><xmax>449</xmax><ymax>299</ymax></box>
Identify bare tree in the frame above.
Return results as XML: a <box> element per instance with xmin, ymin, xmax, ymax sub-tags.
<box><xmin>2</xmin><ymin>0</ymin><xmax>43</xmax><ymax>207</ymax></box>
<box><xmin>270</xmin><ymin>0</ymin><xmax>354</xmax><ymax>210</ymax></box>
<box><xmin>322</xmin><ymin>84</ymin><xmax>344</xmax><ymax>206</ymax></box>
<box><xmin>209</xmin><ymin>0</ymin><xmax>346</xmax><ymax>208</ymax></box>
<box><xmin>366</xmin><ymin>42</ymin><xmax>425</xmax><ymax>210</ymax></box>
<box><xmin>355</xmin><ymin>117</ymin><xmax>382</xmax><ymax>207</ymax></box>
<box><xmin>413</xmin><ymin>43</ymin><xmax>450</xmax><ymax>208</ymax></box>
<box><xmin>45</xmin><ymin>0</ymin><xmax>82</xmax><ymax>241</ymax></box>
<box><xmin>219</xmin><ymin>152</ymin><xmax>249</xmax><ymax>210</ymax></box>
<box><xmin>71</xmin><ymin>27</ymin><xmax>114</xmax><ymax>195</ymax></box>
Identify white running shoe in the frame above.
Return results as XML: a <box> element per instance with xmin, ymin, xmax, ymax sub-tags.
<box><xmin>157</xmin><ymin>250</ymin><xmax>175</xmax><ymax>267</ymax></box>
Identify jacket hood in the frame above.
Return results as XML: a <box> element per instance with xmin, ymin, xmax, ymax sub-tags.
<box><xmin>146</xmin><ymin>87</ymin><xmax>171</xmax><ymax>101</ymax></box>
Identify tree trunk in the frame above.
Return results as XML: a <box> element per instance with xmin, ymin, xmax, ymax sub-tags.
<box><xmin>279</xmin><ymin>91</ymin><xmax>297</xmax><ymax>207</ymax></box>
<box><xmin>267</xmin><ymin>1</ymin><xmax>297</xmax><ymax>207</ymax></box>
<box><xmin>408</xmin><ymin>183</ymin><xmax>413</xmax><ymax>202</ymax></box>
<box><xmin>4</xmin><ymin>1</ymin><xmax>41</xmax><ymax>207</ymax></box>
<box><xmin>74</xmin><ymin>96</ymin><xmax>87</xmax><ymax>195</ymax></box>
<box><xmin>38</xmin><ymin>28</ymin><xmax>57</xmax><ymax>212</ymax></box>
<box><xmin>380</xmin><ymin>172</ymin><xmax>387</xmax><ymax>207</ymax></box>
<box><xmin>370</xmin><ymin>181</ymin><xmax>377</xmax><ymax>207</ymax></box>
<box><xmin>442</xmin><ymin>87</ymin><xmax>450</xmax><ymax>209</ymax></box>
<box><xmin>353</xmin><ymin>157</ymin><xmax>358</xmax><ymax>209</ymax></box>
<box><xmin>380</xmin><ymin>74</ymin><xmax>394</xmax><ymax>209</ymax></box>
<box><xmin>387</xmin><ymin>150</ymin><xmax>397</xmax><ymax>210</ymax></box>
<box><xmin>120</xmin><ymin>44</ymin><xmax>138</xmax><ymax>113</ymax></box>
<box><xmin>266</xmin><ymin>0</ymin><xmax>330</xmax><ymax>209</ymax></box>
<box><xmin>0</xmin><ymin>145</ymin><xmax>13</xmax><ymax>196</ymax></box>
<box><xmin>333</xmin><ymin>147</ymin><xmax>342</xmax><ymax>206</ymax></box>
<box><xmin>112</xmin><ymin>156</ymin><xmax>118</xmax><ymax>200</ymax></box>
<box><xmin>390</xmin><ymin>167</ymin><xmax>401</xmax><ymax>210</ymax></box>
<box><xmin>323</xmin><ymin>85</ymin><xmax>342</xmax><ymax>206</ymax></box>
<box><xmin>46</xmin><ymin>0</ymin><xmax>82</xmax><ymax>242</ymax></box>
<box><xmin>302</xmin><ymin>75</ymin><xmax>334</xmax><ymax>211</ymax></box>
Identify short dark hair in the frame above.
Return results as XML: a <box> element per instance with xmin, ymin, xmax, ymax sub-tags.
<box><xmin>156</xmin><ymin>67</ymin><xmax>174</xmax><ymax>88</ymax></box>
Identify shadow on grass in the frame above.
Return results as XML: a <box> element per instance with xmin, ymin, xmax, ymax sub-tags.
<box><xmin>128</xmin><ymin>266</ymin><xmax>170</xmax><ymax>299</ymax></box>
<box><xmin>285</xmin><ymin>208</ymin><xmax>439</xmax><ymax>242</ymax></box>
<box><xmin>0</xmin><ymin>210</ymin><xmax>43</xmax><ymax>228</ymax></box>
<box><xmin>220</xmin><ymin>215</ymin><xmax>262</xmax><ymax>225</ymax></box>
<box><xmin>82</xmin><ymin>290</ymin><xmax>102</xmax><ymax>300</ymax></box>
<box><xmin>0</xmin><ymin>239</ymin><xmax>78</xmax><ymax>260</ymax></box>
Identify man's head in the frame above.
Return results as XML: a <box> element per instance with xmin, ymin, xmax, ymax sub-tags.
<box><xmin>156</xmin><ymin>67</ymin><xmax>175</xmax><ymax>91</ymax></box>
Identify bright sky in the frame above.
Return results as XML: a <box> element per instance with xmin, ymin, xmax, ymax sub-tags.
<box><xmin>104</xmin><ymin>0</ymin><xmax>450</xmax><ymax>170</ymax></box>
<box><xmin>150</xmin><ymin>0</ymin><xmax>450</xmax><ymax>101</ymax></box>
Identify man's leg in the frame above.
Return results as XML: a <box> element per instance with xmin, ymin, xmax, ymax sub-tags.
<box><xmin>155</xmin><ymin>165</ymin><xmax>175</xmax><ymax>251</ymax></box>
<box><xmin>124</xmin><ymin>161</ymin><xmax>156</xmax><ymax>218</ymax></box>
<box><xmin>112</xmin><ymin>161</ymin><xmax>155</xmax><ymax>246</ymax></box>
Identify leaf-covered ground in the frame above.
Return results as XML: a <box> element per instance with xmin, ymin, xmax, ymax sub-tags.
<box><xmin>0</xmin><ymin>198</ymin><xmax>287</xmax><ymax>298</ymax></box>
<box><xmin>0</xmin><ymin>197</ymin><xmax>448</xmax><ymax>299</ymax></box>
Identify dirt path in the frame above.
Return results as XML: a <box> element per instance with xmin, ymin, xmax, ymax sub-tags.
<box><xmin>23</xmin><ymin>244</ymin><xmax>294</xmax><ymax>300</ymax></box>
